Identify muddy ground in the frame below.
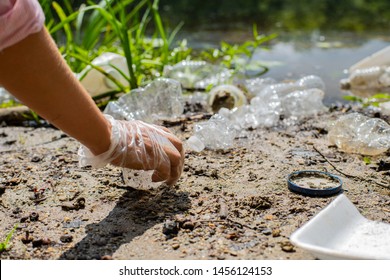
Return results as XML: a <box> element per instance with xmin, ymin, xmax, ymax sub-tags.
<box><xmin>0</xmin><ymin>105</ymin><xmax>389</xmax><ymax>260</ymax></box>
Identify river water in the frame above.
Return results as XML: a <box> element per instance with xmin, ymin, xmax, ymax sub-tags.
<box><xmin>177</xmin><ymin>29</ymin><xmax>390</xmax><ymax>105</ymax></box>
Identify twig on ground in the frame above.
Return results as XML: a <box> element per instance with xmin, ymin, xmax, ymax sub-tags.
<box><xmin>313</xmin><ymin>146</ymin><xmax>356</xmax><ymax>178</ymax></box>
<box><xmin>313</xmin><ymin>146</ymin><xmax>389</xmax><ymax>189</ymax></box>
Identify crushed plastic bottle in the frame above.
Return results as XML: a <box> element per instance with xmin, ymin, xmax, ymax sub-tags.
<box><xmin>186</xmin><ymin>75</ymin><xmax>327</xmax><ymax>152</ymax></box>
<box><xmin>163</xmin><ymin>60</ymin><xmax>233</xmax><ymax>89</ymax></box>
<box><xmin>282</xmin><ymin>88</ymin><xmax>327</xmax><ymax>119</ymax></box>
<box><xmin>255</xmin><ymin>75</ymin><xmax>327</xmax><ymax>120</ymax></box>
<box><xmin>77</xmin><ymin>52</ymin><xmax>130</xmax><ymax>97</ymax></box>
<box><xmin>258</xmin><ymin>75</ymin><xmax>325</xmax><ymax>98</ymax></box>
<box><xmin>104</xmin><ymin>78</ymin><xmax>184</xmax><ymax>123</ymax></box>
<box><xmin>328</xmin><ymin>113</ymin><xmax>390</xmax><ymax>156</ymax></box>
<box><xmin>340</xmin><ymin>66</ymin><xmax>390</xmax><ymax>94</ymax></box>
<box><xmin>208</xmin><ymin>84</ymin><xmax>247</xmax><ymax>112</ymax></box>
<box><xmin>186</xmin><ymin>114</ymin><xmax>236</xmax><ymax>152</ymax></box>
<box><xmin>349</xmin><ymin>45</ymin><xmax>390</xmax><ymax>73</ymax></box>
<box><xmin>380</xmin><ymin>101</ymin><xmax>390</xmax><ymax>115</ymax></box>
<box><xmin>296</xmin><ymin>75</ymin><xmax>326</xmax><ymax>91</ymax></box>
<box><xmin>243</xmin><ymin>77</ymin><xmax>276</xmax><ymax>97</ymax></box>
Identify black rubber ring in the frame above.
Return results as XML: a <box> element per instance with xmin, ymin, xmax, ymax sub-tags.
<box><xmin>287</xmin><ymin>170</ymin><xmax>343</xmax><ymax>197</ymax></box>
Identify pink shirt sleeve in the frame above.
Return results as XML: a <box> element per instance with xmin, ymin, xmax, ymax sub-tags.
<box><xmin>0</xmin><ymin>0</ymin><xmax>45</xmax><ymax>52</ymax></box>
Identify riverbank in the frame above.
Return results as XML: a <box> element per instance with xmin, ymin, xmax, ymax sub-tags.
<box><xmin>0</xmin><ymin>104</ymin><xmax>389</xmax><ymax>260</ymax></box>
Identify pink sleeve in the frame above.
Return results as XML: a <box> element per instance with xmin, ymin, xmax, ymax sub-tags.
<box><xmin>0</xmin><ymin>0</ymin><xmax>45</xmax><ymax>52</ymax></box>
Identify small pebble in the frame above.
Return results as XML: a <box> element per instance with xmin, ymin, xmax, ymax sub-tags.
<box><xmin>171</xmin><ymin>243</ymin><xmax>180</xmax><ymax>250</ymax></box>
<box><xmin>262</xmin><ymin>228</ymin><xmax>272</xmax><ymax>236</ymax></box>
<box><xmin>281</xmin><ymin>245</ymin><xmax>295</xmax><ymax>252</ymax></box>
<box><xmin>163</xmin><ymin>220</ymin><xmax>179</xmax><ymax>236</ymax></box>
<box><xmin>29</xmin><ymin>212</ymin><xmax>39</xmax><ymax>222</ymax></box>
<box><xmin>60</xmin><ymin>234</ymin><xmax>73</xmax><ymax>243</ymax></box>
<box><xmin>272</xmin><ymin>229</ymin><xmax>281</xmax><ymax>237</ymax></box>
<box><xmin>181</xmin><ymin>221</ymin><xmax>195</xmax><ymax>230</ymax></box>
<box><xmin>31</xmin><ymin>155</ymin><xmax>42</xmax><ymax>163</ymax></box>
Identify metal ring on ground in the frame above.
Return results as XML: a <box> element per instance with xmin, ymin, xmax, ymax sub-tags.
<box><xmin>287</xmin><ymin>170</ymin><xmax>343</xmax><ymax>197</ymax></box>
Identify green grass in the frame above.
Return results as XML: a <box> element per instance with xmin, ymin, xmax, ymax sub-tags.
<box><xmin>343</xmin><ymin>93</ymin><xmax>390</xmax><ymax>107</ymax></box>
<box><xmin>2</xmin><ymin>0</ymin><xmax>273</xmax><ymax>110</ymax></box>
<box><xmin>0</xmin><ymin>225</ymin><xmax>17</xmax><ymax>253</ymax></box>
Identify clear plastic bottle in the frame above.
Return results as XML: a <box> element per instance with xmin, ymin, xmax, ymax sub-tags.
<box><xmin>328</xmin><ymin>113</ymin><xmax>390</xmax><ymax>155</ymax></box>
<box><xmin>163</xmin><ymin>60</ymin><xmax>233</xmax><ymax>89</ymax></box>
<box><xmin>104</xmin><ymin>78</ymin><xmax>184</xmax><ymax>123</ymax></box>
<box><xmin>207</xmin><ymin>84</ymin><xmax>247</xmax><ymax>112</ymax></box>
<box><xmin>186</xmin><ymin>114</ymin><xmax>236</xmax><ymax>152</ymax></box>
<box><xmin>282</xmin><ymin>88</ymin><xmax>327</xmax><ymax>119</ymax></box>
<box><xmin>77</xmin><ymin>52</ymin><xmax>129</xmax><ymax>97</ymax></box>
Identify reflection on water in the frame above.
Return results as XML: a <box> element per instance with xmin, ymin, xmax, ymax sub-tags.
<box><xmin>177</xmin><ymin>30</ymin><xmax>390</xmax><ymax>104</ymax></box>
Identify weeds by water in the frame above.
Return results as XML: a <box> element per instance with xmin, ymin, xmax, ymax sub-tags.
<box><xmin>0</xmin><ymin>1</ymin><xmax>275</xmax><ymax>116</ymax></box>
<box><xmin>40</xmin><ymin>1</ymin><xmax>273</xmax><ymax>93</ymax></box>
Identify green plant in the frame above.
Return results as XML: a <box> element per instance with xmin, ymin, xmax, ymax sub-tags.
<box><xmin>363</xmin><ymin>156</ymin><xmax>371</xmax><ymax>165</ymax></box>
<box><xmin>343</xmin><ymin>93</ymin><xmax>390</xmax><ymax>107</ymax></box>
<box><xmin>37</xmin><ymin>1</ymin><xmax>274</xmax><ymax>104</ymax></box>
<box><xmin>47</xmin><ymin>0</ymin><xmax>187</xmax><ymax>90</ymax></box>
<box><xmin>0</xmin><ymin>225</ymin><xmax>17</xmax><ymax>253</ymax></box>
<box><xmin>200</xmin><ymin>25</ymin><xmax>277</xmax><ymax>76</ymax></box>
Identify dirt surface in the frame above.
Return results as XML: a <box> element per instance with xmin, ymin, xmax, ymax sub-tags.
<box><xmin>0</xmin><ymin>106</ymin><xmax>389</xmax><ymax>260</ymax></box>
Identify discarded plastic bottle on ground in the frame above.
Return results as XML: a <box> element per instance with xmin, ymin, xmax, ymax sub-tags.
<box><xmin>208</xmin><ymin>84</ymin><xmax>247</xmax><ymax>112</ymax></box>
<box><xmin>250</xmin><ymin>92</ymin><xmax>282</xmax><ymax>127</ymax></box>
<box><xmin>253</xmin><ymin>75</ymin><xmax>327</xmax><ymax>120</ymax></box>
<box><xmin>282</xmin><ymin>88</ymin><xmax>327</xmax><ymax>119</ymax></box>
<box><xmin>340</xmin><ymin>66</ymin><xmax>390</xmax><ymax>93</ymax></box>
<box><xmin>243</xmin><ymin>77</ymin><xmax>276</xmax><ymax>97</ymax></box>
<box><xmin>163</xmin><ymin>60</ymin><xmax>233</xmax><ymax>89</ymax></box>
<box><xmin>77</xmin><ymin>52</ymin><xmax>130</xmax><ymax>97</ymax></box>
<box><xmin>328</xmin><ymin>113</ymin><xmax>390</xmax><ymax>156</ymax></box>
<box><xmin>380</xmin><ymin>101</ymin><xmax>390</xmax><ymax>115</ymax></box>
<box><xmin>296</xmin><ymin>75</ymin><xmax>326</xmax><ymax>91</ymax></box>
<box><xmin>104</xmin><ymin>78</ymin><xmax>184</xmax><ymax>123</ymax></box>
<box><xmin>187</xmin><ymin>75</ymin><xmax>327</xmax><ymax>152</ymax></box>
<box><xmin>186</xmin><ymin>114</ymin><xmax>236</xmax><ymax>152</ymax></box>
<box><xmin>258</xmin><ymin>75</ymin><xmax>325</xmax><ymax>98</ymax></box>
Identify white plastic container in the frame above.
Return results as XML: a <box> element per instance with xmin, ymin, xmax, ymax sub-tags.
<box><xmin>78</xmin><ymin>52</ymin><xmax>129</xmax><ymax>97</ymax></box>
<box><xmin>290</xmin><ymin>194</ymin><xmax>390</xmax><ymax>259</ymax></box>
<box><xmin>350</xmin><ymin>45</ymin><xmax>390</xmax><ymax>72</ymax></box>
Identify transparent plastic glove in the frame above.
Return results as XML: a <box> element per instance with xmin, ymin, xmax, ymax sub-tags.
<box><xmin>78</xmin><ymin>115</ymin><xmax>184</xmax><ymax>186</ymax></box>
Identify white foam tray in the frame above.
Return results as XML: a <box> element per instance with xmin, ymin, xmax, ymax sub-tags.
<box><xmin>290</xmin><ymin>194</ymin><xmax>390</xmax><ymax>259</ymax></box>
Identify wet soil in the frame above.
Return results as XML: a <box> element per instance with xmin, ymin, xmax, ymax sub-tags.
<box><xmin>0</xmin><ymin>106</ymin><xmax>389</xmax><ymax>260</ymax></box>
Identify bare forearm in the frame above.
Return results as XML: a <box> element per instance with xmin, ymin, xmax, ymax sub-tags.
<box><xmin>0</xmin><ymin>28</ymin><xmax>111</xmax><ymax>155</ymax></box>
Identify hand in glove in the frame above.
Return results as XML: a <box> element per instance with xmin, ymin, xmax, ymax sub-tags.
<box><xmin>79</xmin><ymin>115</ymin><xmax>184</xmax><ymax>185</ymax></box>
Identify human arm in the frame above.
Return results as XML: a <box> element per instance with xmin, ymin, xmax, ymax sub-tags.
<box><xmin>0</xmin><ymin>1</ymin><xmax>184</xmax><ymax>184</ymax></box>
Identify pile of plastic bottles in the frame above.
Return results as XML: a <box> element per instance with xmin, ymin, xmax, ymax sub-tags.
<box><xmin>186</xmin><ymin>75</ymin><xmax>327</xmax><ymax>152</ymax></box>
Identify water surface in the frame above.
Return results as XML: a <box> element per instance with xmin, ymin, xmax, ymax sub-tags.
<box><xmin>178</xmin><ymin>30</ymin><xmax>390</xmax><ymax>104</ymax></box>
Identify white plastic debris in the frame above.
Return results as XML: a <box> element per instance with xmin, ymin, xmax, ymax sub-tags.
<box><xmin>379</xmin><ymin>101</ymin><xmax>390</xmax><ymax>115</ymax></box>
<box><xmin>328</xmin><ymin>112</ymin><xmax>390</xmax><ymax>155</ymax></box>
<box><xmin>340</xmin><ymin>66</ymin><xmax>390</xmax><ymax>95</ymax></box>
<box><xmin>208</xmin><ymin>84</ymin><xmax>247</xmax><ymax>112</ymax></box>
<box><xmin>282</xmin><ymin>88</ymin><xmax>327</xmax><ymax>119</ymax></box>
<box><xmin>349</xmin><ymin>45</ymin><xmax>390</xmax><ymax>72</ymax></box>
<box><xmin>290</xmin><ymin>194</ymin><xmax>390</xmax><ymax>260</ymax></box>
<box><xmin>186</xmin><ymin>114</ymin><xmax>236</xmax><ymax>152</ymax></box>
<box><xmin>243</xmin><ymin>77</ymin><xmax>276</xmax><ymax>97</ymax></box>
<box><xmin>104</xmin><ymin>78</ymin><xmax>184</xmax><ymax>123</ymax></box>
<box><xmin>77</xmin><ymin>52</ymin><xmax>130</xmax><ymax>97</ymax></box>
<box><xmin>163</xmin><ymin>60</ymin><xmax>233</xmax><ymax>89</ymax></box>
<box><xmin>186</xmin><ymin>75</ymin><xmax>328</xmax><ymax>152</ymax></box>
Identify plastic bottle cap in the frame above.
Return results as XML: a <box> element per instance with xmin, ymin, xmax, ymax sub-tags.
<box><xmin>287</xmin><ymin>170</ymin><xmax>343</xmax><ymax>197</ymax></box>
